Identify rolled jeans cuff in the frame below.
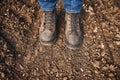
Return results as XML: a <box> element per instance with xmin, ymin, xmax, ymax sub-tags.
<box><xmin>65</xmin><ymin>8</ymin><xmax>82</xmax><ymax>13</ymax></box>
<box><xmin>40</xmin><ymin>7</ymin><xmax>55</xmax><ymax>11</ymax></box>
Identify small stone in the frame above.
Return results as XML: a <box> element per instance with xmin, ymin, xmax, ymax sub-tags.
<box><xmin>114</xmin><ymin>41</ymin><xmax>120</xmax><ymax>45</ymax></box>
<box><xmin>102</xmin><ymin>66</ymin><xmax>108</xmax><ymax>70</ymax></box>
<box><xmin>115</xmin><ymin>34</ymin><xmax>120</xmax><ymax>39</ymax></box>
<box><xmin>101</xmin><ymin>51</ymin><xmax>106</xmax><ymax>57</ymax></box>
<box><xmin>36</xmin><ymin>78</ymin><xmax>40</xmax><ymax>80</ymax></box>
<box><xmin>93</xmin><ymin>61</ymin><xmax>100</xmax><ymax>68</ymax></box>
<box><xmin>95</xmin><ymin>70</ymin><xmax>98</xmax><ymax>74</ymax></box>
<box><xmin>80</xmin><ymin>68</ymin><xmax>84</xmax><ymax>72</ymax></box>
<box><xmin>19</xmin><ymin>64</ymin><xmax>24</xmax><ymax>70</ymax></box>
<box><xmin>22</xmin><ymin>73</ymin><xmax>25</xmax><ymax>77</ymax></box>
<box><xmin>56</xmin><ymin>72</ymin><xmax>59</xmax><ymax>77</ymax></box>
<box><xmin>93</xmin><ymin>27</ymin><xmax>98</xmax><ymax>32</ymax></box>
<box><xmin>109</xmin><ymin>65</ymin><xmax>116</xmax><ymax>71</ymax></box>
<box><xmin>109</xmin><ymin>73</ymin><xmax>114</xmax><ymax>77</ymax></box>
<box><xmin>101</xmin><ymin>42</ymin><xmax>104</xmax><ymax>49</ymax></box>
<box><xmin>0</xmin><ymin>72</ymin><xmax>5</xmax><ymax>78</ymax></box>
<box><xmin>63</xmin><ymin>77</ymin><xmax>68</xmax><ymax>80</ymax></box>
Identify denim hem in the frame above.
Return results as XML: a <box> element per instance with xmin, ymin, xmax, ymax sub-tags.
<box><xmin>65</xmin><ymin>9</ymin><xmax>82</xmax><ymax>13</ymax></box>
<box><xmin>41</xmin><ymin>7</ymin><xmax>55</xmax><ymax>11</ymax></box>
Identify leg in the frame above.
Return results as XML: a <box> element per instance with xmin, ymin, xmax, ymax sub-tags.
<box><xmin>39</xmin><ymin>0</ymin><xmax>58</xmax><ymax>45</ymax></box>
<box><xmin>63</xmin><ymin>0</ymin><xmax>83</xmax><ymax>49</ymax></box>
<box><xmin>62</xmin><ymin>0</ymin><xmax>83</xmax><ymax>13</ymax></box>
<box><xmin>38</xmin><ymin>0</ymin><xmax>58</xmax><ymax>11</ymax></box>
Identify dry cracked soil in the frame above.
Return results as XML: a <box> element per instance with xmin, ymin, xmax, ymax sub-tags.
<box><xmin>0</xmin><ymin>0</ymin><xmax>120</xmax><ymax>80</ymax></box>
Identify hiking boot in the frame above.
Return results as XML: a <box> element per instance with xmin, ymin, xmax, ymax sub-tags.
<box><xmin>39</xmin><ymin>11</ymin><xmax>57</xmax><ymax>45</ymax></box>
<box><xmin>64</xmin><ymin>12</ymin><xmax>83</xmax><ymax>49</ymax></box>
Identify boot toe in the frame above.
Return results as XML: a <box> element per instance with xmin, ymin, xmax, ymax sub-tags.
<box><xmin>67</xmin><ymin>34</ymin><xmax>80</xmax><ymax>46</ymax></box>
<box><xmin>40</xmin><ymin>30</ymin><xmax>53</xmax><ymax>42</ymax></box>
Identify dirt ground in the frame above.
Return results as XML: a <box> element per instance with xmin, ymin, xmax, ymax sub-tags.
<box><xmin>0</xmin><ymin>0</ymin><xmax>120</xmax><ymax>80</ymax></box>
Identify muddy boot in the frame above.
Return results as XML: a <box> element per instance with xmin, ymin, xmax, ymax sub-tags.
<box><xmin>39</xmin><ymin>11</ymin><xmax>57</xmax><ymax>45</ymax></box>
<box><xmin>64</xmin><ymin>12</ymin><xmax>83</xmax><ymax>49</ymax></box>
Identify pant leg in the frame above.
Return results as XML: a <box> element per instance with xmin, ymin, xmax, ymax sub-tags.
<box><xmin>62</xmin><ymin>0</ymin><xmax>83</xmax><ymax>13</ymax></box>
<box><xmin>38</xmin><ymin>0</ymin><xmax>58</xmax><ymax>11</ymax></box>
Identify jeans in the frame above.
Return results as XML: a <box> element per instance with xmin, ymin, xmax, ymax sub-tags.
<box><xmin>38</xmin><ymin>0</ymin><xmax>83</xmax><ymax>13</ymax></box>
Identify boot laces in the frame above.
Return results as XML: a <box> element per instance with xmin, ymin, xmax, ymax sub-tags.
<box><xmin>67</xmin><ymin>13</ymin><xmax>79</xmax><ymax>34</ymax></box>
<box><xmin>43</xmin><ymin>11</ymin><xmax>55</xmax><ymax>31</ymax></box>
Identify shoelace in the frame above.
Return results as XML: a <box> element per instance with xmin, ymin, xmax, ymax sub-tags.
<box><xmin>67</xmin><ymin>13</ymin><xmax>80</xmax><ymax>34</ymax></box>
<box><xmin>43</xmin><ymin>12</ymin><xmax>55</xmax><ymax>31</ymax></box>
